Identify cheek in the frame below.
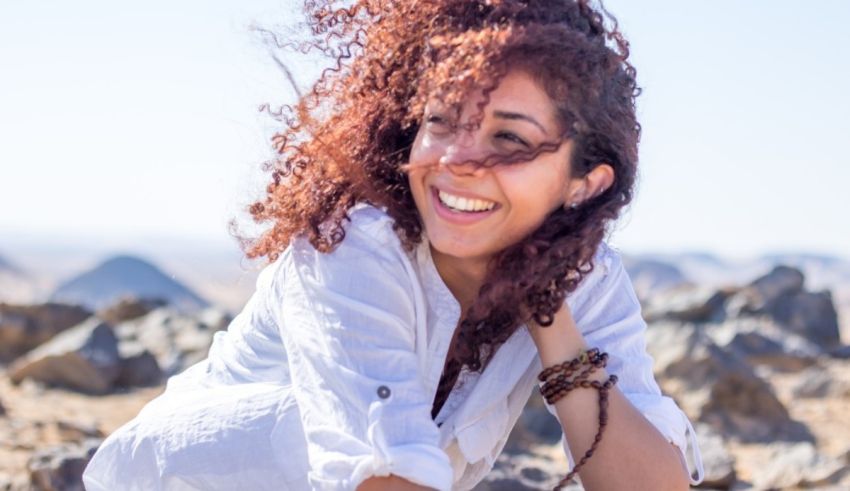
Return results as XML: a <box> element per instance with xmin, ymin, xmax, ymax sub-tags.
<box><xmin>499</xmin><ymin>163</ymin><xmax>566</xmax><ymax>198</ymax></box>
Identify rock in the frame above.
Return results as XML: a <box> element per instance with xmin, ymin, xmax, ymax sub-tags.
<box><xmin>115</xmin><ymin>342</ymin><xmax>163</xmax><ymax>387</ymax></box>
<box><xmin>790</xmin><ymin>366</ymin><xmax>850</xmax><ymax>399</ymax></box>
<box><xmin>504</xmin><ymin>391</ymin><xmax>562</xmax><ymax>454</ymax></box>
<box><xmin>831</xmin><ymin>344</ymin><xmax>850</xmax><ymax>359</ymax></box>
<box><xmin>9</xmin><ymin>318</ymin><xmax>121</xmax><ymax>394</ymax></box>
<box><xmin>642</xmin><ymin>284</ymin><xmax>734</xmax><ymax>324</ymax></box>
<box><xmin>706</xmin><ymin>317</ymin><xmax>822</xmax><ymax>372</ymax></box>
<box><xmin>0</xmin><ymin>303</ymin><xmax>91</xmax><ymax>363</ymax></box>
<box><xmin>0</xmin><ymin>472</ymin><xmax>29</xmax><ymax>491</ymax></box>
<box><xmin>27</xmin><ymin>438</ymin><xmax>101</xmax><ymax>491</ymax></box>
<box><xmin>767</xmin><ymin>290</ymin><xmax>841</xmax><ymax>349</ymax></box>
<box><xmin>115</xmin><ymin>307</ymin><xmax>226</xmax><ymax>377</ymax></box>
<box><xmin>55</xmin><ymin>420</ymin><xmax>104</xmax><ymax>442</ymax></box>
<box><xmin>725</xmin><ymin>266</ymin><xmax>841</xmax><ymax>349</ymax></box>
<box><xmin>198</xmin><ymin>307</ymin><xmax>233</xmax><ymax>333</ymax></box>
<box><xmin>692</xmin><ymin>423</ymin><xmax>736</xmax><ymax>489</ymax></box>
<box><xmin>645</xmin><ymin>321</ymin><xmax>811</xmax><ymax>443</ymax></box>
<box><xmin>96</xmin><ymin>296</ymin><xmax>166</xmax><ymax>325</ymax></box>
<box><xmin>751</xmin><ymin>265</ymin><xmax>805</xmax><ymax>303</ymax></box>
<box><xmin>752</xmin><ymin>441</ymin><xmax>846</xmax><ymax>489</ymax></box>
<box><xmin>473</xmin><ymin>453</ymin><xmax>581</xmax><ymax>490</ymax></box>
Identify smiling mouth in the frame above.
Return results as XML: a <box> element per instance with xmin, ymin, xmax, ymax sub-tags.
<box><xmin>434</xmin><ymin>188</ymin><xmax>498</xmax><ymax>213</ymax></box>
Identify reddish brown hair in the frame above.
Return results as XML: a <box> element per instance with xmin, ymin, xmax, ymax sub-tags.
<box><xmin>238</xmin><ymin>0</ymin><xmax>641</xmax><ymax>415</ymax></box>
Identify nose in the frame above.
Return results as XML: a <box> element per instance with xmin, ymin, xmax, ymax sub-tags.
<box><xmin>438</xmin><ymin>131</ymin><xmax>488</xmax><ymax>176</ymax></box>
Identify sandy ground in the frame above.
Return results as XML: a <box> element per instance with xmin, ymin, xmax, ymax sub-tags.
<box><xmin>1</xmin><ymin>360</ymin><xmax>849</xmax><ymax>489</ymax></box>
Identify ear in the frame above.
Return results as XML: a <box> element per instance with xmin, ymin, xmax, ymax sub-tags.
<box><xmin>564</xmin><ymin>163</ymin><xmax>615</xmax><ymax>207</ymax></box>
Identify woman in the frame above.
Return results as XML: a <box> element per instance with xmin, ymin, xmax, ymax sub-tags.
<box><xmin>83</xmin><ymin>0</ymin><xmax>705</xmax><ymax>489</ymax></box>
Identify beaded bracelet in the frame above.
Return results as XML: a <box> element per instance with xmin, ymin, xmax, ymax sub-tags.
<box><xmin>537</xmin><ymin>347</ymin><xmax>619</xmax><ymax>490</ymax></box>
<box><xmin>538</xmin><ymin>347</ymin><xmax>606</xmax><ymax>383</ymax></box>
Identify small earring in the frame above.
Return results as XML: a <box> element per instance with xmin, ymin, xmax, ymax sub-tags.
<box><xmin>570</xmin><ymin>202</ymin><xmax>578</xmax><ymax>209</ymax></box>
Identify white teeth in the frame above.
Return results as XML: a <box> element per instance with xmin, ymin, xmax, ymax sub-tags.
<box><xmin>437</xmin><ymin>190</ymin><xmax>496</xmax><ymax>212</ymax></box>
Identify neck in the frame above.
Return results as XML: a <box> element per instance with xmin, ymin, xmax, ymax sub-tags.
<box><xmin>430</xmin><ymin>244</ymin><xmax>491</xmax><ymax>315</ymax></box>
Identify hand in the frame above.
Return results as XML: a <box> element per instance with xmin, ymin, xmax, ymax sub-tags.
<box><xmin>526</xmin><ymin>300</ymin><xmax>576</xmax><ymax>345</ymax></box>
<box><xmin>526</xmin><ymin>301</ymin><xmax>591</xmax><ymax>367</ymax></box>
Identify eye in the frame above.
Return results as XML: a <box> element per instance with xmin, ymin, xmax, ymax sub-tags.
<box><xmin>496</xmin><ymin>131</ymin><xmax>529</xmax><ymax>148</ymax></box>
<box><xmin>425</xmin><ymin>113</ymin><xmax>448</xmax><ymax>125</ymax></box>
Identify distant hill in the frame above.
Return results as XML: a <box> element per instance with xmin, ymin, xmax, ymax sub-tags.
<box><xmin>0</xmin><ymin>253</ymin><xmax>40</xmax><ymax>304</ymax></box>
<box><xmin>621</xmin><ymin>257</ymin><xmax>688</xmax><ymax>301</ymax></box>
<box><xmin>50</xmin><ymin>255</ymin><xmax>209</xmax><ymax>312</ymax></box>
<box><xmin>0</xmin><ymin>253</ymin><xmax>21</xmax><ymax>274</ymax></box>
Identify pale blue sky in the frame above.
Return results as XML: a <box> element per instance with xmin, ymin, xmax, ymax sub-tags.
<box><xmin>1</xmin><ymin>0</ymin><xmax>848</xmax><ymax>260</ymax></box>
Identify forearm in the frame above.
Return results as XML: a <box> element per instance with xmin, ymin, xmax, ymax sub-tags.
<box><xmin>531</xmin><ymin>313</ymin><xmax>690</xmax><ymax>491</ymax></box>
<box><xmin>357</xmin><ymin>475</ymin><xmax>437</xmax><ymax>491</ymax></box>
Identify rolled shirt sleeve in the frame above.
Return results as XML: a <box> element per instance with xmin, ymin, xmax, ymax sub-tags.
<box><xmin>539</xmin><ymin>244</ymin><xmax>705</xmax><ymax>486</ymax></box>
<box><xmin>271</xmin><ymin>215</ymin><xmax>453</xmax><ymax>490</ymax></box>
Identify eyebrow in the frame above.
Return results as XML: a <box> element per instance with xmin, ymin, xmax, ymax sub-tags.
<box><xmin>493</xmin><ymin>110</ymin><xmax>548</xmax><ymax>136</ymax></box>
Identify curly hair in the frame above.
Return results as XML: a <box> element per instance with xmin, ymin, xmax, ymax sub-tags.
<box><xmin>238</xmin><ymin>0</ymin><xmax>641</xmax><ymax>418</ymax></box>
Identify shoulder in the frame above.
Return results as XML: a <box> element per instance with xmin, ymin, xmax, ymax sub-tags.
<box><xmin>275</xmin><ymin>202</ymin><xmax>414</xmax><ymax>287</ymax></box>
<box><xmin>568</xmin><ymin>240</ymin><xmax>632</xmax><ymax>318</ymax></box>
<box><xmin>588</xmin><ymin>240</ymin><xmax>622</xmax><ymax>285</ymax></box>
<box><xmin>343</xmin><ymin>202</ymin><xmax>404</xmax><ymax>250</ymax></box>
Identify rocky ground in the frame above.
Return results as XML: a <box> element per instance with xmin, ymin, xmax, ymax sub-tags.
<box><xmin>1</xmin><ymin>265</ymin><xmax>849</xmax><ymax>490</ymax></box>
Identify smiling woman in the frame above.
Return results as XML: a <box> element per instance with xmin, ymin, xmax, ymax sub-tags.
<box><xmin>83</xmin><ymin>1</ymin><xmax>704</xmax><ymax>490</ymax></box>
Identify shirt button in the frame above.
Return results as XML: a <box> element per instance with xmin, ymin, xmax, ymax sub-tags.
<box><xmin>377</xmin><ymin>385</ymin><xmax>391</xmax><ymax>399</ymax></box>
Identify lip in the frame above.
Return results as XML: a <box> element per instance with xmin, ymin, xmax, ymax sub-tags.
<box><xmin>430</xmin><ymin>186</ymin><xmax>500</xmax><ymax>225</ymax></box>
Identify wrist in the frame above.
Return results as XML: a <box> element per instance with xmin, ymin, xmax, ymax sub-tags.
<box><xmin>529</xmin><ymin>306</ymin><xmax>585</xmax><ymax>363</ymax></box>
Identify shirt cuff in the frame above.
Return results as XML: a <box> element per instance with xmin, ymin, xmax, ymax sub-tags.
<box><xmin>311</xmin><ymin>399</ymin><xmax>454</xmax><ymax>491</ymax></box>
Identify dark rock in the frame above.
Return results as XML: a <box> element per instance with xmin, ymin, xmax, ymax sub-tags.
<box><xmin>96</xmin><ymin>296</ymin><xmax>167</xmax><ymax>325</ymax></box>
<box><xmin>751</xmin><ymin>265</ymin><xmax>805</xmax><ymax>301</ymax></box>
<box><xmin>724</xmin><ymin>266</ymin><xmax>799</xmax><ymax>317</ymax></box>
<box><xmin>55</xmin><ymin>420</ymin><xmax>105</xmax><ymax>442</ymax></box>
<box><xmin>115</xmin><ymin>342</ymin><xmax>163</xmax><ymax>387</ymax></box>
<box><xmin>0</xmin><ymin>303</ymin><xmax>91</xmax><ymax>363</ymax></box>
<box><xmin>725</xmin><ymin>266</ymin><xmax>841</xmax><ymax>349</ymax></box>
<box><xmin>706</xmin><ymin>317</ymin><xmax>822</xmax><ymax>372</ymax></box>
<box><xmin>115</xmin><ymin>307</ymin><xmax>227</xmax><ymax>377</ymax></box>
<box><xmin>9</xmin><ymin>318</ymin><xmax>121</xmax><ymax>394</ymax></box>
<box><xmin>504</xmin><ymin>391</ymin><xmax>562</xmax><ymax>454</ymax></box>
<box><xmin>643</xmin><ymin>285</ymin><xmax>734</xmax><ymax>324</ymax></box>
<box><xmin>27</xmin><ymin>438</ymin><xmax>101</xmax><ymax>491</ymax></box>
<box><xmin>645</xmin><ymin>321</ymin><xmax>812</xmax><ymax>443</ymax></box>
<box><xmin>831</xmin><ymin>344</ymin><xmax>850</xmax><ymax>359</ymax></box>
<box><xmin>767</xmin><ymin>290</ymin><xmax>841</xmax><ymax>348</ymax></box>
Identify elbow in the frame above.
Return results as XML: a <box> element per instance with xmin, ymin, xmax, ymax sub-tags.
<box><xmin>666</xmin><ymin>443</ymin><xmax>692</xmax><ymax>491</ymax></box>
<box><xmin>668</xmin><ymin>471</ymin><xmax>691</xmax><ymax>491</ymax></box>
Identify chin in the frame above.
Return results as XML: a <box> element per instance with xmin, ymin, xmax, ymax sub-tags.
<box><xmin>428</xmin><ymin>233</ymin><xmax>494</xmax><ymax>261</ymax></box>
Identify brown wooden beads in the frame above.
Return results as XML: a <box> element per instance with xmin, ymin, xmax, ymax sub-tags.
<box><xmin>537</xmin><ymin>347</ymin><xmax>619</xmax><ymax>490</ymax></box>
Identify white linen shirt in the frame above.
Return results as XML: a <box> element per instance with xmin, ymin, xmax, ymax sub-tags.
<box><xmin>83</xmin><ymin>203</ymin><xmax>705</xmax><ymax>490</ymax></box>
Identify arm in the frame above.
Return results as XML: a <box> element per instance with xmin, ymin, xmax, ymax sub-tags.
<box><xmin>357</xmin><ymin>475</ymin><xmax>437</xmax><ymax>491</ymax></box>
<box><xmin>274</xmin><ymin>218</ymin><xmax>452</xmax><ymax>490</ymax></box>
<box><xmin>527</xmin><ymin>248</ymin><xmax>695</xmax><ymax>490</ymax></box>
<box><xmin>529</xmin><ymin>305</ymin><xmax>690</xmax><ymax>490</ymax></box>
